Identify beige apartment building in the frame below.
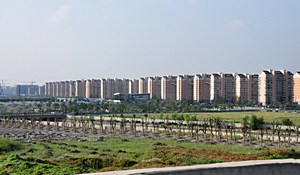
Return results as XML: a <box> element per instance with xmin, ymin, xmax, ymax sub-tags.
<box><xmin>161</xmin><ymin>76</ymin><xmax>177</xmax><ymax>100</ymax></box>
<box><xmin>139</xmin><ymin>77</ymin><xmax>148</xmax><ymax>94</ymax></box>
<box><xmin>45</xmin><ymin>83</ymin><xmax>49</xmax><ymax>96</ymax></box>
<box><xmin>56</xmin><ymin>82</ymin><xmax>61</xmax><ymax>97</ymax></box>
<box><xmin>235</xmin><ymin>74</ymin><xmax>248</xmax><ymax>103</ymax></box>
<box><xmin>258</xmin><ymin>70</ymin><xmax>273</xmax><ymax>105</ymax></box>
<box><xmin>271</xmin><ymin>70</ymin><xmax>285</xmax><ymax>103</ymax></box>
<box><xmin>64</xmin><ymin>81</ymin><xmax>69</xmax><ymax>97</ymax></box>
<box><xmin>52</xmin><ymin>82</ymin><xmax>57</xmax><ymax>97</ymax></box>
<box><xmin>101</xmin><ymin>78</ymin><xmax>114</xmax><ymax>99</ymax></box>
<box><xmin>294</xmin><ymin>72</ymin><xmax>300</xmax><ymax>104</ymax></box>
<box><xmin>220</xmin><ymin>73</ymin><xmax>236</xmax><ymax>102</ymax></box>
<box><xmin>114</xmin><ymin>78</ymin><xmax>123</xmax><ymax>94</ymax></box>
<box><xmin>39</xmin><ymin>85</ymin><xmax>45</xmax><ymax>96</ymax></box>
<box><xmin>75</xmin><ymin>80</ymin><xmax>86</xmax><ymax>98</ymax></box>
<box><xmin>281</xmin><ymin>70</ymin><xmax>294</xmax><ymax>103</ymax></box>
<box><xmin>176</xmin><ymin>75</ymin><xmax>194</xmax><ymax>101</ymax></box>
<box><xmin>91</xmin><ymin>79</ymin><xmax>101</xmax><ymax>98</ymax></box>
<box><xmin>59</xmin><ymin>82</ymin><xmax>65</xmax><ymax>97</ymax></box>
<box><xmin>86</xmin><ymin>79</ymin><xmax>101</xmax><ymax>98</ymax></box>
<box><xmin>121</xmin><ymin>79</ymin><xmax>130</xmax><ymax>95</ymax></box>
<box><xmin>129</xmin><ymin>79</ymin><xmax>139</xmax><ymax>94</ymax></box>
<box><xmin>246</xmin><ymin>74</ymin><xmax>259</xmax><ymax>102</ymax></box>
<box><xmin>258</xmin><ymin>70</ymin><xmax>293</xmax><ymax>105</ymax></box>
<box><xmin>69</xmin><ymin>81</ymin><xmax>75</xmax><ymax>97</ymax></box>
<box><xmin>193</xmin><ymin>74</ymin><xmax>210</xmax><ymax>102</ymax></box>
<box><xmin>210</xmin><ymin>73</ymin><xmax>221</xmax><ymax>101</ymax></box>
<box><xmin>86</xmin><ymin>80</ymin><xmax>92</xmax><ymax>98</ymax></box>
<box><xmin>148</xmin><ymin>76</ymin><xmax>162</xmax><ymax>99</ymax></box>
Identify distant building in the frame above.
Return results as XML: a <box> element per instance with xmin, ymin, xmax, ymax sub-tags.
<box><xmin>129</xmin><ymin>79</ymin><xmax>139</xmax><ymax>94</ymax></box>
<box><xmin>65</xmin><ymin>81</ymin><xmax>70</xmax><ymax>97</ymax></box>
<box><xmin>91</xmin><ymin>79</ymin><xmax>101</xmax><ymax>98</ymax></box>
<box><xmin>39</xmin><ymin>85</ymin><xmax>45</xmax><ymax>96</ymax></box>
<box><xmin>122</xmin><ymin>79</ymin><xmax>130</xmax><ymax>95</ymax></box>
<box><xmin>69</xmin><ymin>81</ymin><xmax>76</xmax><ymax>97</ymax></box>
<box><xmin>294</xmin><ymin>72</ymin><xmax>300</xmax><ymax>104</ymax></box>
<box><xmin>235</xmin><ymin>74</ymin><xmax>247</xmax><ymax>103</ymax></box>
<box><xmin>259</xmin><ymin>69</ymin><xmax>293</xmax><ymax>105</ymax></box>
<box><xmin>114</xmin><ymin>78</ymin><xmax>123</xmax><ymax>94</ymax></box>
<box><xmin>75</xmin><ymin>80</ymin><xmax>86</xmax><ymax>98</ymax></box>
<box><xmin>148</xmin><ymin>76</ymin><xmax>162</xmax><ymax>99</ymax></box>
<box><xmin>258</xmin><ymin>70</ymin><xmax>273</xmax><ymax>105</ymax></box>
<box><xmin>161</xmin><ymin>76</ymin><xmax>177</xmax><ymax>100</ymax></box>
<box><xmin>101</xmin><ymin>78</ymin><xmax>114</xmax><ymax>99</ymax></box>
<box><xmin>60</xmin><ymin>82</ymin><xmax>66</xmax><ymax>97</ymax></box>
<box><xmin>220</xmin><ymin>73</ymin><xmax>236</xmax><ymax>103</ymax></box>
<box><xmin>16</xmin><ymin>85</ymin><xmax>39</xmax><ymax>95</ymax></box>
<box><xmin>127</xmin><ymin>93</ymin><xmax>150</xmax><ymax>103</ymax></box>
<box><xmin>86</xmin><ymin>80</ymin><xmax>92</xmax><ymax>98</ymax></box>
<box><xmin>49</xmin><ymin>82</ymin><xmax>53</xmax><ymax>96</ymax></box>
<box><xmin>139</xmin><ymin>77</ymin><xmax>148</xmax><ymax>94</ymax></box>
<box><xmin>176</xmin><ymin>75</ymin><xmax>194</xmax><ymax>101</ymax></box>
<box><xmin>246</xmin><ymin>74</ymin><xmax>259</xmax><ymax>102</ymax></box>
<box><xmin>193</xmin><ymin>74</ymin><xmax>211</xmax><ymax>102</ymax></box>
<box><xmin>210</xmin><ymin>73</ymin><xmax>221</xmax><ymax>101</ymax></box>
<box><xmin>45</xmin><ymin>83</ymin><xmax>49</xmax><ymax>96</ymax></box>
<box><xmin>281</xmin><ymin>70</ymin><xmax>294</xmax><ymax>103</ymax></box>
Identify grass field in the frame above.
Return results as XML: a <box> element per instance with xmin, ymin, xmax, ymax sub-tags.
<box><xmin>121</xmin><ymin>111</ymin><xmax>300</xmax><ymax>125</ymax></box>
<box><xmin>1</xmin><ymin>136</ymin><xmax>300</xmax><ymax>175</ymax></box>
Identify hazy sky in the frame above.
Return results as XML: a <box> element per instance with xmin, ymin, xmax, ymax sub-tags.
<box><xmin>0</xmin><ymin>0</ymin><xmax>299</xmax><ymax>85</ymax></box>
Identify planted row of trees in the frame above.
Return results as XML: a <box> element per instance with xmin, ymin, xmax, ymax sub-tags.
<box><xmin>1</xmin><ymin>112</ymin><xmax>299</xmax><ymax>148</ymax></box>
<box><xmin>63</xmin><ymin>113</ymin><xmax>300</xmax><ymax>147</ymax></box>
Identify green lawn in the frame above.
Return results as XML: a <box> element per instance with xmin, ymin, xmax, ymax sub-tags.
<box><xmin>121</xmin><ymin>111</ymin><xmax>300</xmax><ymax>125</ymax></box>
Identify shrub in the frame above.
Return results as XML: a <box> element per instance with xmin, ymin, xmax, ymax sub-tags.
<box><xmin>0</xmin><ymin>138</ymin><xmax>23</xmax><ymax>154</ymax></box>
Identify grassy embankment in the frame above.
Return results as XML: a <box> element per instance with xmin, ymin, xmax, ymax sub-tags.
<box><xmin>1</xmin><ymin>136</ymin><xmax>300</xmax><ymax>175</ymax></box>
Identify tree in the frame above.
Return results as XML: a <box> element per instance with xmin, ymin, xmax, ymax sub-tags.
<box><xmin>241</xmin><ymin>116</ymin><xmax>250</xmax><ymax>145</ymax></box>
<box><xmin>214</xmin><ymin>117</ymin><xmax>222</xmax><ymax>142</ymax></box>
<box><xmin>282</xmin><ymin>118</ymin><xmax>294</xmax><ymax>145</ymax></box>
<box><xmin>250</xmin><ymin>115</ymin><xmax>264</xmax><ymax>130</ymax></box>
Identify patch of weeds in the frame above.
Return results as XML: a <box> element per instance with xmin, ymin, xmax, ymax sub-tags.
<box><xmin>268</xmin><ymin>154</ymin><xmax>285</xmax><ymax>159</ymax></box>
<box><xmin>0</xmin><ymin>138</ymin><xmax>24</xmax><ymax>154</ymax></box>
<box><xmin>183</xmin><ymin>157</ymin><xmax>223</xmax><ymax>165</ymax></box>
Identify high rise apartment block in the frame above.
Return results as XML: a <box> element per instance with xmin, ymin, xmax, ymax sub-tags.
<box><xmin>235</xmin><ymin>74</ymin><xmax>248</xmax><ymax>103</ymax></box>
<box><xmin>246</xmin><ymin>74</ymin><xmax>259</xmax><ymax>102</ymax></box>
<box><xmin>122</xmin><ymin>79</ymin><xmax>130</xmax><ymax>95</ymax></box>
<box><xmin>139</xmin><ymin>78</ymin><xmax>148</xmax><ymax>94</ymax></box>
<box><xmin>210</xmin><ymin>73</ymin><xmax>221</xmax><ymax>101</ymax></box>
<box><xmin>114</xmin><ymin>78</ymin><xmax>123</xmax><ymax>94</ymax></box>
<box><xmin>129</xmin><ymin>79</ymin><xmax>139</xmax><ymax>94</ymax></box>
<box><xmin>259</xmin><ymin>70</ymin><xmax>293</xmax><ymax>105</ymax></box>
<box><xmin>220</xmin><ymin>73</ymin><xmax>236</xmax><ymax>102</ymax></box>
<box><xmin>193</xmin><ymin>74</ymin><xmax>211</xmax><ymax>102</ymax></box>
<box><xmin>101</xmin><ymin>78</ymin><xmax>114</xmax><ymax>99</ymax></box>
<box><xmin>45</xmin><ymin>83</ymin><xmax>49</xmax><ymax>96</ymax></box>
<box><xmin>258</xmin><ymin>70</ymin><xmax>273</xmax><ymax>105</ymax></box>
<box><xmin>60</xmin><ymin>81</ymin><xmax>65</xmax><ymax>97</ymax></box>
<box><xmin>161</xmin><ymin>76</ymin><xmax>177</xmax><ymax>100</ymax></box>
<box><xmin>42</xmin><ymin>69</ymin><xmax>297</xmax><ymax>105</ymax></box>
<box><xmin>75</xmin><ymin>80</ymin><xmax>86</xmax><ymax>97</ymax></box>
<box><xmin>39</xmin><ymin>85</ymin><xmax>45</xmax><ymax>96</ymax></box>
<box><xmin>148</xmin><ymin>77</ymin><xmax>162</xmax><ymax>99</ymax></box>
<box><xmin>294</xmin><ymin>72</ymin><xmax>300</xmax><ymax>104</ymax></box>
<box><xmin>69</xmin><ymin>81</ymin><xmax>76</xmax><ymax>97</ymax></box>
<box><xmin>281</xmin><ymin>70</ymin><xmax>294</xmax><ymax>103</ymax></box>
<box><xmin>65</xmin><ymin>81</ymin><xmax>70</xmax><ymax>97</ymax></box>
<box><xmin>176</xmin><ymin>75</ymin><xmax>194</xmax><ymax>101</ymax></box>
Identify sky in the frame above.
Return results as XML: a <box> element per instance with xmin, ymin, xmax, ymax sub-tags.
<box><xmin>0</xmin><ymin>0</ymin><xmax>299</xmax><ymax>85</ymax></box>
